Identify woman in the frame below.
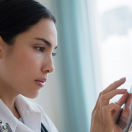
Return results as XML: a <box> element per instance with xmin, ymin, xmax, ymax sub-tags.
<box><xmin>0</xmin><ymin>0</ymin><xmax>57</xmax><ymax>132</ymax></box>
<box><xmin>0</xmin><ymin>0</ymin><xmax>130</xmax><ymax>132</ymax></box>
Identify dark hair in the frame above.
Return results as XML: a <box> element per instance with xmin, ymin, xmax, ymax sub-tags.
<box><xmin>0</xmin><ymin>0</ymin><xmax>56</xmax><ymax>45</ymax></box>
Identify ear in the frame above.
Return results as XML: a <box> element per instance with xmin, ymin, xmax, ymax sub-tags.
<box><xmin>0</xmin><ymin>36</ymin><xmax>5</xmax><ymax>59</ymax></box>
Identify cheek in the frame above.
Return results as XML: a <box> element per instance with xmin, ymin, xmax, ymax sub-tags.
<box><xmin>3</xmin><ymin>51</ymin><xmax>41</xmax><ymax>89</ymax></box>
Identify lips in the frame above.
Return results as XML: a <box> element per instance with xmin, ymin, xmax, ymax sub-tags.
<box><xmin>35</xmin><ymin>78</ymin><xmax>47</xmax><ymax>87</ymax></box>
<box><xmin>35</xmin><ymin>80</ymin><xmax>44</xmax><ymax>83</ymax></box>
<box><xmin>35</xmin><ymin>80</ymin><xmax>45</xmax><ymax>87</ymax></box>
<box><xmin>35</xmin><ymin>78</ymin><xmax>47</xmax><ymax>82</ymax></box>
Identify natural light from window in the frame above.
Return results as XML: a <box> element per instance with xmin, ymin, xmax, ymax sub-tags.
<box><xmin>96</xmin><ymin>0</ymin><xmax>132</xmax><ymax>102</ymax></box>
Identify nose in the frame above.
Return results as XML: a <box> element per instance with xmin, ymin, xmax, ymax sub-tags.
<box><xmin>42</xmin><ymin>56</ymin><xmax>55</xmax><ymax>73</ymax></box>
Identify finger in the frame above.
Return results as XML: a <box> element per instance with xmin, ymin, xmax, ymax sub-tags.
<box><xmin>117</xmin><ymin>94</ymin><xmax>132</xmax><ymax>127</ymax></box>
<box><xmin>96</xmin><ymin>89</ymin><xmax>127</xmax><ymax>124</ymax></box>
<box><xmin>102</xmin><ymin>103</ymin><xmax>121</xmax><ymax>123</ymax></box>
<box><xmin>101</xmin><ymin>89</ymin><xmax>127</xmax><ymax>107</ymax></box>
<box><xmin>94</xmin><ymin>77</ymin><xmax>126</xmax><ymax>115</ymax></box>
<box><xmin>112</xmin><ymin>108</ymin><xmax>122</xmax><ymax>123</ymax></box>
<box><xmin>115</xmin><ymin>92</ymin><xmax>129</xmax><ymax>106</ymax></box>
<box><xmin>125</xmin><ymin>94</ymin><xmax>132</xmax><ymax>108</ymax></box>
<box><xmin>121</xmin><ymin>108</ymin><xmax>131</xmax><ymax>122</ymax></box>
<box><xmin>95</xmin><ymin>77</ymin><xmax>126</xmax><ymax>125</ymax></box>
<box><xmin>92</xmin><ymin>92</ymin><xmax>102</xmax><ymax>114</ymax></box>
<box><xmin>103</xmin><ymin>77</ymin><xmax>126</xmax><ymax>95</ymax></box>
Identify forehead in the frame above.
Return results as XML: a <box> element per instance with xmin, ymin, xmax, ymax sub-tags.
<box><xmin>15</xmin><ymin>18</ymin><xmax>57</xmax><ymax>48</ymax></box>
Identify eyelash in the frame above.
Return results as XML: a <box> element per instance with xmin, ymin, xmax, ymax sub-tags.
<box><xmin>35</xmin><ymin>46</ymin><xmax>56</xmax><ymax>56</ymax></box>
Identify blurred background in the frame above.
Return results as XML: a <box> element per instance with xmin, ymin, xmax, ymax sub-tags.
<box><xmin>26</xmin><ymin>0</ymin><xmax>132</xmax><ymax>132</ymax></box>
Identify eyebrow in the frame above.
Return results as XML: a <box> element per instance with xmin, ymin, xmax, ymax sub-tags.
<box><xmin>34</xmin><ymin>37</ymin><xmax>57</xmax><ymax>49</ymax></box>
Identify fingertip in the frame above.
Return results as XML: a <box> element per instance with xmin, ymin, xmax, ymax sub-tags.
<box><xmin>129</xmin><ymin>93</ymin><xmax>132</xmax><ymax>96</ymax></box>
<box><xmin>124</xmin><ymin>91</ymin><xmax>128</xmax><ymax>95</ymax></box>
<box><xmin>129</xmin><ymin>93</ymin><xmax>132</xmax><ymax>99</ymax></box>
<box><xmin>122</xmin><ymin>91</ymin><xmax>128</xmax><ymax>97</ymax></box>
<box><xmin>119</xmin><ymin>77</ymin><xmax>126</xmax><ymax>83</ymax></box>
<box><xmin>121</xmin><ymin>91</ymin><xmax>128</xmax><ymax>99</ymax></box>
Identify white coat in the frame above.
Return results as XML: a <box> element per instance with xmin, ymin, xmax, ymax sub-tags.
<box><xmin>0</xmin><ymin>94</ymin><xmax>58</xmax><ymax>132</ymax></box>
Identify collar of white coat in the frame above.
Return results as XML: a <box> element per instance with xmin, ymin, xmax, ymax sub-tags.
<box><xmin>0</xmin><ymin>94</ymin><xmax>41</xmax><ymax>132</ymax></box>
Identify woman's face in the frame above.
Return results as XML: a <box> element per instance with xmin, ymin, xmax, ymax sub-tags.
<box><xmin>0</xmin><ymin>19</ymin><xmax>57</xmax><ymax>98</ymax></box>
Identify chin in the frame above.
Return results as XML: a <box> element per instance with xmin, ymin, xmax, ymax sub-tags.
<box><xmin>24</xmin><ymin>91</ymin><xmax>39</xmax><ymax>99</ymax></box>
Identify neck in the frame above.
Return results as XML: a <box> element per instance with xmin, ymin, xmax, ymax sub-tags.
<box><xmin>0</xmin><ymin>81</ymin><xmax>20</xmax><ymax>119</ymax></box>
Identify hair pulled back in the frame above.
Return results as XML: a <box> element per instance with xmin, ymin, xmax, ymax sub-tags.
<box><xmin>0</xmin><ymin>0</ymin><xmax>56</xmax><ymax>45</ymax></box>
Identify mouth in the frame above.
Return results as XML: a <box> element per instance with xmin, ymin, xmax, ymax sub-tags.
<box><xmin>35</xmin><ymin>80</ymin><xmax>44</xmax><ymax>83</ymax></box>
<box><xmin>35</xmin><ymin>80</ymin><xmax>45</xmax><ymax>87</ymax></box>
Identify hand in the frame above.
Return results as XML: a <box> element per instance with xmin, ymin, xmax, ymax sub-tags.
<box><xmin>90</xmin><ymin>77</ymin><xmax>129</xmax><ymax>132</ymax></box>
<box><xmin>116</xmin><ymin>93</ymin><xmax>132</xmax><ymax>131</ymax></box>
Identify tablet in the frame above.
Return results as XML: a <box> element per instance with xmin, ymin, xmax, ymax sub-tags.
<box><xmin>116</xmin><ymin>86</ymin><xmax>132</xmax><ymax>132</ymax></box>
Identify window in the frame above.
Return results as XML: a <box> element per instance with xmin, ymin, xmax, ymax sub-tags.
<box><xmin>96</xmin><ymin>0</ymin><xmax>132</xmax><ymax>101</ymax></box>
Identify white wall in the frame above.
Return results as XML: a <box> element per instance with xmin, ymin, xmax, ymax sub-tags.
<box><xmin>36</xmin><ymin>0</ymin><xmax>51</xmax><ymax>9</ymax></box>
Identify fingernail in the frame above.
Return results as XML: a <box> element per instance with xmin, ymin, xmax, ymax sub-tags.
<box><xmin>124</xmin><ymin>91</ymin><xmax>128</xmax><ymax>94</ymax></box>
<box><xmin>119</xmin><ymin>77</ymin><xmax>126</xmax><ymax>83</ymax></box>
<box><xmin>121</xmin><ymin>89</ymin><xmax>127</xmax><ymax>93</ymax></box>
<box><xmin>123</xmin><ymin>89</ymin><xmax>127</xmax><ymax>92</ymax></box>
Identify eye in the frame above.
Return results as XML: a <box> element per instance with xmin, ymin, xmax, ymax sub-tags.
<box><xmin>35</xmin><ymin>46</ymin><xmax>45</xmax><ymax>52</ymax></box>
<box><xmin>52</xmin><ymin>52</ymin><xmax>56</xmax><ymax>56</ymax></box>
<box><xmin>35</xmin><ymin>46</ymin><xmax>56</xmax><ymax>56</ymax></box>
